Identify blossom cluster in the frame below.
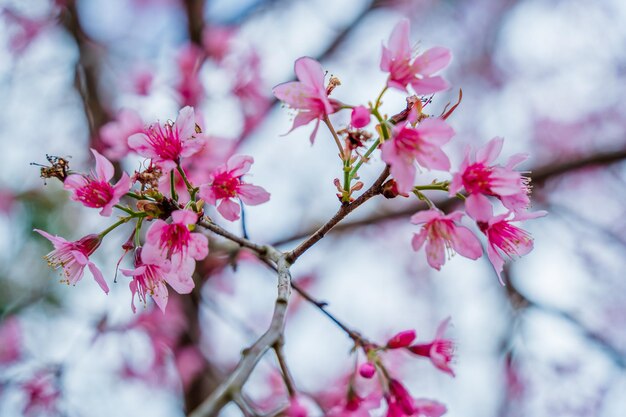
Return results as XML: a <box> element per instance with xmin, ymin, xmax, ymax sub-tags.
<box><xmin>29</xmin><ymin>17</ymin><xmax>546</xmax><ymax>417</ymax></box>
<box><xmin>35</xmin><ymin>105</ymin><xmax>270</xmax><ymax>313</ymax></box>
<box><xmin>272</xmin><ymin>18</ymin><xmax>545</xmax><ymax>282</ymax></box>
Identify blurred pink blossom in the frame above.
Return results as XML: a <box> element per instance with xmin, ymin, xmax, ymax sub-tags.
<box><xmin>100</xmin><ymin>109</ymin><xmax>144</xmax><ymax>160</ymax></box>
<box><xmin>0</xmin><ymin>317</ymin><xmax>21</xmax><ymax>364</ymax></box>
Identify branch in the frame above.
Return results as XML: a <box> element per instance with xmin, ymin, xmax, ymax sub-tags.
<box><xmin>272</xmin><ymin>148</ymin><xmax>626</xmax><ymax>247</ymax></box>
<box><xmin>198</xmin><ymin>219</ymin><xmax>274</xmax><ymax>259</ymax></box>
<box><xmin>189</xmin><ymin>256</ymin><xmax>292</xmax><ymax>417</ymax></box>
<box><xmin>286</xmin><ymin>166</ymin><xmax>390</xmax><ymax>263</ymax></box>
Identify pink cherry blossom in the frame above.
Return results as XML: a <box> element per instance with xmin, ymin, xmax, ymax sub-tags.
<box><xmin>202</xmin><ymin>25</ymin><xmax>236</xmax><ymax>62</ymax></box>
<box><xmin>64</xmin><ymin>149</ymin><xmax>131</xmax><ymax>216</ymax></box>
<box><xmin>0</xmin><ymin>316</ymin><xmax>21</xmax><ymax>364</ymax></box>
<box><xmin>273</xmin><ymin>56</ymin><xmax>340</xmax><ymax>143</ymax></box>
<box><xmin>351</xmin><ymin>106</ymin><xmax>371</xmax><ymax>128</ymax></box>
<box><xmin>128</xmin><ymin>106</ymin><xmax>205</xmax><ymax>171</ymax></box>
<box><xmin>34</xmin><ymin>230</ymin><xmax>108</xmax><ymax>293</ymax></box>
<box><xmin>381</xmin><ymin>118</ymin><xmax>455</xmax><ymax>193</ymax></box>
<box><xmin>22</xmin><ymin>372</ymin><xmax>60</xmax><ymax>417</ymax></box>
<box><xmin>467</xmin><ymin>201</ymin><xmax>547</xmax><ymax>282</ymax></box>
<box><xmin>198</xmin><ymin>155</ymin><xmax>270</xmax><ymax>221</ymax></box>
<box><xmin>386</xmin><ymin>329</ymin><xmax>417</xmax><ymax>349</ymax></box>
<box><xmin>2</xmin><ymin>8</ymin><xmax>50</xmax><ymax>55</ymax></box>
<box><xmin>410</xmin><ymin>209</ymin><xmax>482</xmax><ymax>270</ymax></box>
<box><xmin>449</xmin><ymin>137</ymin><xmax>531</xmax><ymax>214</ymax></box>
<box><xmin>413</xmin><ymin>399</ymin><xmax>447</xmax><ymax>417</ymax></box>
<box><xmin>381</xmin><ymin>19</ymin><xmax>452</xmax><ymax>94</ymax></box>
<box><xmin>100</xmin><ymin>109</ymin><xmax>144</xmax><ymax>160</ymax></box>
<box><xmin>408</xmin><ymin>318</ymin><xmax>455</xmax><ymax>376</ymax></box>
<box><xmin>143</xmin><ymin>209</ymin><xmax>208</xmax><ymax>265</ymax></box>
<box><xmin>175</xmin><ymin>43</ymin><xmax>205</xmax><ymax>107</ymax></box>
<box><xmin>122</xmin><ymin>247</ymin><xmax>195</xmax><ymax>313</ymax></box>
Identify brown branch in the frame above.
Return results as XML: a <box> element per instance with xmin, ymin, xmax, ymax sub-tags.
<box><xmin>183</xmin><ymin>0</ymin><xmax>206</xmax><ymax>46</ymax></box>
<box><xmin>286</xmin><ymin>166</ymin><xmax>390</xmax><ymax>263</ymax></box>
<box><xmin>272</xmin><ymin>148</ymin><xmax>626</xmax><ymax>247</ymax></box>
<box><xmin>198</xmin><ymin>218</ymin><xmax>273</xmax><ymax>258</ymax></box>
<box><xmin>189</xmin><ymin>256</ymin><xmax>292</xmax><ymax>417</ymax></box>
<box><xmin>59</xmin><ymin>1</ymin><xmax>110</xmax><ymax>141</ymax></box>
<box><xmin>273</xmin><ymin>342</ymin><xmax>296</xmax><ymax>398</ymax></box>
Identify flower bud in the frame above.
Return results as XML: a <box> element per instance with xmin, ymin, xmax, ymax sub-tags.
<box><xmin>359</xmin><ymin>362</ymin><xmax>376</xmax><ymax>378</ymax></box>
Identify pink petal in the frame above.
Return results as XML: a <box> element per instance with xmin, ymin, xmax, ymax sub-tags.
<box><xmin>418</xmin><ymin>118</ymin><xmax>455</xmax><ymax>144</ymax></box>
<box><xmin>465</xmin><ymin>194</ymin><xmax>493</xmax><ymax>222</ymax></box>
<box><xmin>88</xmin><ymin>262</ymin><xmax>109</xmax><ymax>294</ymax></box>
<box><xmin>91</xmin><ymin>148</ymin><xmax>114</xmax><ymax>181</ymax></box>
<box><xmin>425</xmin><ymin>238</ymin><xmax>445</xmax><ymax>270</ymax></box>
<box><xmin>176</xmin><ymin>106</ymin><xmax>196</xmax><ymax>140</ymax></box>
<box><xmin>476</xmin><ymin>137</ymin><xmax>504</xmax><ymax>165</ymax></box>
<box><xmin>410</xmin><ymin>209</ymin><xmax>442</xmax><ymax>225</ymax></box>
<box><xmin>413</xmin><ymin>47</ymin><xmax>452</xmax><ymax>75</ymax></box>
<box><xmin>198</xmin><ymin>184</ymin><xmax>217</xmax><ymax>205</ymax></box>
<box><xmin>151</xmin><ymin>281</ymin><xmax>169</xmax><ymax>312</ymax></box>
<box><xmin>34</xmin><ymin>229</ymin><xmax>65</xmax><ymax>247</ymax></box>
<box><xmin>411</xmin><ymin>230</ymin><xmax>428</xmax><ymax>252</ymax></box>
<box><xmin>294</xmin><ymin>57</ymin><xmax>325</xmax><ymax>92</ymax></box>
<box><xmin>217</xmin><ymin>198</ymin><xmax>241</xmax><ymax>221</ymax></box>
<box><xmin>487</xmin><ymin>243</ymin><xmax>505</xmax><ymax>284</ymax></box>
<box><xmin>415</xmin><ymin>145</ymin><xmax>451</xmax><ymax>171</ymax></box>
<box><xmin>451</xmin><ymin>226</ymin><xmax>483</xmax><ymax>260</ymax></box>
<box><xmin>165</xmin><ymin>257</ymin><xmax>195</xmax><ymax>294</ymax></box>
<box><xmin>238</xmin><ymin>183</ymin><xmax>270</xmax><ymax>205</ymax></box>
<box><xmin>387</xmin><ymin>19</ymin><xmax>411</xmax><ymax>62</ymax></box>
<box><xmin>172</xmin><ymin>209</ymin><xmax>198</xmax><ymax>225</ymax></box>
<box><xmin>226</xmin><ymin>155</ymin><xmax>253</xmax><ymax>177</ymax></box>
<box><xmin>128</xmin><ymin>132</ymin><xmax>158</xmax><ymax>158</ymax></box>
<box><xmin>381</xmin><ymin>141</ymin><xmax>415</xmax><ymax>194</ymax></box>
<box><xmin>410</xmin><ymin>76</ymin><xmax>450</xmax><ymax>95</ymax></box>
<box><xmin>63</xmin><ymin>174</ymin><xmax>88</xmax><ymax>192</ymax></box>
<box><xmin>188</xmin><ymin>233</ymin><xmax>209</xmax><ymax>260</ymax></box>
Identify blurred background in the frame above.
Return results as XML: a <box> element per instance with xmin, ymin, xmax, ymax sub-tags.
<box><xmin>1</xmin><ymin>0</ymin><xmax>626</xmax><ymax>416</ymax></box>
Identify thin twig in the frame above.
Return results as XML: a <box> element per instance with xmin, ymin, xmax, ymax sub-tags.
<box><xmin>273</xmin><ymin>342</ymin><xmax>297</xmax><ymax>397</ymax></box>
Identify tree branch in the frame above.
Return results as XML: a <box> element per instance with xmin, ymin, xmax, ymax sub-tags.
<box><xmin>189</xmin><ymin>256</ymin><xmax>292</xmax><ymax>417</ymax></box>
<box><xmin>286</xmin><ymin>166</ymin><xmax>390</xmax><ymax>263</ymax></box>
<box><xmin>272</xmin><ymin>148</ymin><xmax>626</xmax><ymax>247</ymax></box>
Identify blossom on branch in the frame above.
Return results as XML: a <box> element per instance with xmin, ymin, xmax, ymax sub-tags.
<box><xmin>143</xmin><ymin>209</ymin><xmax>208</xmax><ymax>264</ymax></box>
<box><xmin>128</xmin><ymin>106</ymin><xmax>204</xmax><ymax>171</ymax></box>
<box><xmin>467</xmin><ymin>202</ymin><xmax>547</xmax><ymax>282</ymax></box>
<box><xmin>199</xmin><ymin>155</ymin><xmax>270</xmax><ymax>221</ymax></box>
<box><xmin>273</xmin><ymin>56</ymin><xmax>340</xmax><ymax>143</ymax></box>
<box><xmin>381</xmin><ymin>19</ymin><xmax>452</xmax><ymax>94</ymax></box>
<box><xmin>34</xmin><ymin>230</ymin><xmax>108</xmax><ymax>293</ymax></box>
<box><xmin>64</xmin><ymin>149</ymin><xmax>131</xmax><ymax>216</ymax></box>
<box><xmin>122</xmin><ymin>247</ymin><xmax>194</xmax><ymax>313</ymax></box>
<box><xmin>449</xmin><ymin>137</ymin><xmax>531</xmax><ymax>214</ymax></box>
<box><xmin>381</xmin><ymin>118</ymin><xmax>454</xmax><ymax>193</ymax></box>
<box><xmin>410</xmin><ymin>209</ymin><xmax>482</xmax><ymax>271</ymax></box>
<box><xmin>408</xmin><ymin>318</ymin><xmax>455</xmax><ymax>376</ymax></box>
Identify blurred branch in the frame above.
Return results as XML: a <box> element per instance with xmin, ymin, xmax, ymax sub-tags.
<box><xmin>272</xmin><ymin>148</ymin><xmax>626</xmax><ymax>247</ymax></box>
<box><xmin>59</xmin><ymin>0</ymin><xmax>110</xmax><ymax>140</ymax></box>
<box><xmin>504</xmin><ymin>268</ymin><xmax>626</xmax><ymax>369</ymax></box>
<box><xmin>183</xmin><ymin>0</ymin><xmax>206</xmax><ymax>45</ymax></box>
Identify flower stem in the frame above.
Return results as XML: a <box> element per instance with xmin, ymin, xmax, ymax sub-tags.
<box><xmin>114</xmin><ymin>204</ymin><xmax>137</xmax><ymax>216</ymax></box>
<box><xmin>170</xmin><ymin>170</ymin><xmax>178</xmax><ymax>201</ymax></box>
<box><xmin>99</xmin><ymin>217</ymin><xmax>131</xmax><ymax>238</ymax></box>
<box><xmin>176</xmin><ymin>163</ymin><xmax>196</xmax><ymax>199</ymax></box>
<box><xmin>323</xmin><ymin>116</ymin><xmax>345</xmax><ymax>160</ymax></box>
